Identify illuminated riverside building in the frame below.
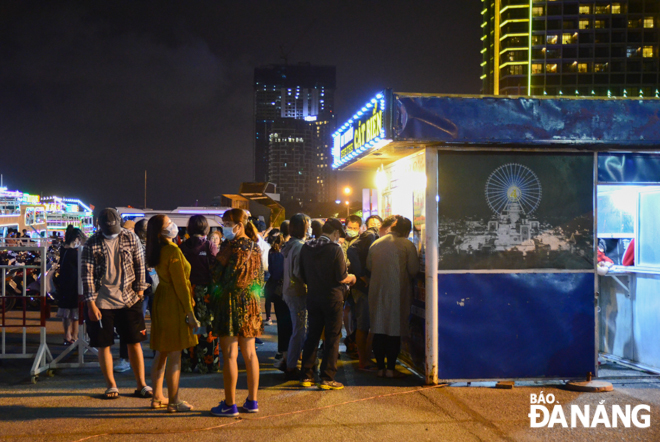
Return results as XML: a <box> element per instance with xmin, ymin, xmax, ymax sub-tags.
<box><xmin>253</xmin><ymin>64</ymin><xmax>336</xmax><ymax>201</ymax></box>
<box><xmin>481</xmin><ymin>1</ymin><xmax>660</xmax><ymax>97</ymax></box>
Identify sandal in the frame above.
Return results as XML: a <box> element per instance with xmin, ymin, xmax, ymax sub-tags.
<box><xmin>104</xmin><ymin>387</ymin><xmax>119</xmax><ymax>399</ymax></box>
<box><xmin>151</xmin><ymin>399</ymin><xmax>169</xmax><ymax>409</ymax></box>
<box><xmin>167</xmin><ymin>401</ymin><xmax>194</xmax><ymax>413</ymax></box>
<box><xmin>134</xmin><ymin>386</ymin><xmax>154</xmax><ymax>398</ymax></box>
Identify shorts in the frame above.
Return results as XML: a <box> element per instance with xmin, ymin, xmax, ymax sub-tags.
<box><xmin>56</xmin><ymin>308</ymin><xmax>79</xmax><ymax>321</ymax></box>
<box><xmin>85</xmin><ymin>300</ymin><xmax>146</xmax><ymax>348</ymax></box>
<box><xmin>352</xmin><ymin>289</ymin><xmax>370</xmax><ymax>332</ymax></box>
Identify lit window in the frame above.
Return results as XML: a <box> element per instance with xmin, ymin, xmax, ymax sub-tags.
<box><xmin>532</xmin><ymin>6</ymin><xmax>544</xmax><ymax>17</ymax></box>
<box><xmin>643</xmin><ymin>46</ymin><xmax>654</xmax><ymax>58</ymax></box>
<box><xmin>594</xmin><ymin>63</ymin><xmax>607</xmax><ymax>72</ymax></box>
<box><xmin>612</xmin><ymin>3</ymin><xmax>621</xmax><ymax>14</ymax></box>
<box><xmin>628</xmin><ymin>47</ymin><xmax>640</xmax><ymax>57</ymax></box>
<box><xmin>532</xmin><ymin>63</ymin><xmax>544</xmax><ymax>74</ymax></box>
<box><xmin>595</xmin><ymin>20</ymin><xmax>606</xmax><ymax>29</ymax></box>
<box><xmin>595</xmin><ymin>5</ymin><xmax>609</xmax><ymax>14</ymax></box>
<box><xmin>562</xmin><ymin>33</ymin><xmax>576</xmax><ymax>44</ymax></box>
<box><xmin>579</xmin><ymin>5</ymin><xmax>591</xmax><ymax>15</ymax></box>
<box><xmin>579</xmin><ymin>20</ymin><xmax>591</xmax><ymax>29</ymax></box>
<box><xmin>547</xmin><ymin>64</ymin><xmax>558</xmax><ymax>73</ymax></box>
<box><xmin>547</xmin><ymin>35</ymin><xmax>558</xmax><ymax>45</ymax></box>
<box><xmin>644</xmin><ymin>17</ymin><xmax>654</xmax><ymax>28</ymax></box>
<box><xmin>578</xmin><ymin>63</ymin><xmax>589</xmax><ymax>73</ymax></box>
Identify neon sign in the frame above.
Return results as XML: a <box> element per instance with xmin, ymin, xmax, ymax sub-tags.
<box><xmin>331</xmin><ymin>91</ymin><xmax>391</xmax><ymax>169</ymax></box>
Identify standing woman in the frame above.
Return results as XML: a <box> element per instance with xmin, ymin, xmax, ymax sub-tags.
<box><xmin>147</xmin><ymin>215</ymin><xmax>200</xmax><ymax>412</ymax></box>
<box><xmin>180</xmin><ymin>215</ymin><xmax>219</xmax><ymax>373</ymax></box>
<box><xmin>210</xmin><ymin>208</ymin><xmax>263</xmax><ymax>417</ymax></box>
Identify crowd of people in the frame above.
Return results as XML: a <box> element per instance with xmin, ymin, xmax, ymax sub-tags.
<box><xmin>53</xmin><ymin>206</ymin><xmax>419</xmax><ymax>416</ymax></box>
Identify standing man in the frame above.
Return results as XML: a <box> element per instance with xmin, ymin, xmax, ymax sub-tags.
<box><xmin>341</xmin><ymin>215</ymin><xmax>362</xmax><ymax>356</ymax></box>
<box><xmin>82</xmin><ymin>208</ymin><xmax>152</xmax><ymax>399</ymax></box>
<box><xmin>346</xmin><ymin>215</ymin><xmax>382</xmax><ymax>370</ymax></box>
<box><xmin>282</xmin><ymin>214</ymin><xmax>310</xmax><ymax>380</ymax></box>
<box><xmin>298</xmin><ymin>218</ymin><xmax>356</xmax><ymax>390</ymax></box>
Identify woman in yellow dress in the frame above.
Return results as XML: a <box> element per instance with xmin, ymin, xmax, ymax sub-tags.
<box><xmin>146</xmin><ymin>214</ymin><xmax>200</xmax><ymax>412</ymax></box>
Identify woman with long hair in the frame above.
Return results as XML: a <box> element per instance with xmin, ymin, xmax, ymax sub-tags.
<box><xmin>179</xmin><ymin>215</ymin><xmax>220</xmax><ymax>373</ymax></box>
<box><xmin>146</xmin><ymin>215</ymin><xmax>200</xmax><ymax>412</ymax></box>
<box><xmin>210</xmin><ymin>208</ymin><xmax>263</xmax><ymax>417</ymax></box>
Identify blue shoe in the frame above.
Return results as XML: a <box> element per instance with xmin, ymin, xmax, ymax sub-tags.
<box><xmin>255</xmin><ymin>338</ymin><xmax>264</xmax><ymax>345</ymax></box>
<box><xmin>211</xmin><ymin>401</ymin><xmax>239</xmax><ymax>417</ymax></box>
<box><xmin>242</xmin><ymin>398</ymin><xmax>259</xmax><ymax>413</ymax></box>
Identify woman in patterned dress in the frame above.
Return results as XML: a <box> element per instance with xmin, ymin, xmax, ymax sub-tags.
<box><xmin>210</xmin><ymin>208</ymin><xmax>264</xmax><ymax>417</ymax></box>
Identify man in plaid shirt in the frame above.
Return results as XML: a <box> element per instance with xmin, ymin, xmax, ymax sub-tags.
<box><xmin>82</xmin><ymin>208</ymin><xmax>153</xmax><ymax>399</ymax></box>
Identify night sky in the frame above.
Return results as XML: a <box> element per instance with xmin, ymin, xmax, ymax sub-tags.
<box><xmin>0</xmin><ymin>0</ymin><xmax>482</xmax><ymax>213</ymax></box>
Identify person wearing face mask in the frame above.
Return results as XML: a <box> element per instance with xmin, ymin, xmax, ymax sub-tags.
<box><xmin>81</xmin><ymin>208</ymin><xmax>152</xmax><ymax>400</ymax></box>
<box><xmin>54</xmin><ymin>227</ymin><xmax>86</xmax><ymax>346</ymax></box>
<box><xmin>179</xmin><ymin>215</ymin><xmax>220</xmax><ymax>374</ymax></box>
<box><xmin>281</xmin><ymin>213</ymin><xmax>310</xmax><ymax>380</ymax></box>
<box><xmin>146</xmin><ymin>215</ymin><xmax>200</xmax><ymax>412</ymax></box>
<box><xmin>340</xmin><ymin>215</ymin><xmax>362</xmax><ymax>358</ymax></box>
<box><xmin>346</xmin><ymin>215</ymin><xmax>382</xmax><ymax>371</ymax></box>
<box><xmin>297</xmin><ymin>218</ymin><xmax>356</xmax><ymax>390</ymax></box>
<box><xmin>210</xmin><ymin>209</ymin><xmax>264</xmax><ymax>417</ymax></box>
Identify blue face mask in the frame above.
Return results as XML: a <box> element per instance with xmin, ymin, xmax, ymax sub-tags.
<box><xmin>223</xmin><ymin>226</ymin><xmax>236</xmax><ymax>241</ymax></box>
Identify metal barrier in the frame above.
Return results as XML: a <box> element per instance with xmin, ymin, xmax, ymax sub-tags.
<box><xmin>0</xmin><ymin>243</ymin><xmax>52</xmax><ymax>382</ymax></box>
<box><xmin>0</xmin><ymin>238</ymin><xmax>99</xmax><ymax>381</ymax></box>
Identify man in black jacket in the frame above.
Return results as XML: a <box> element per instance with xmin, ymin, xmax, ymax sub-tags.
<box><xmin>297</xmin><ymin>218</ymin><xmax>356</xmax><ymax>390</ymax></box>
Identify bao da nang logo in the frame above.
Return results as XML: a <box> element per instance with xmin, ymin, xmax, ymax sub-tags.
<box><xmin>529</xmin><ymin>392</ymin><xmax>650</xmax><ymax>428</ymax></box>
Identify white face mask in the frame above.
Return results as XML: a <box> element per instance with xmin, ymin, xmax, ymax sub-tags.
<box><xmin>103</xmin><ymin>233</ymin><xmax>119</xmax><ymax>240</ymax></box>
<box><xmin>162</xmin><ymin>222</ymin><xmax>178</xmax><ymax>238</ymax></box>
<box><xmin>307</xmin><ymin>226</ymin><xmax>313</xmax><ymax>238</ymax></box>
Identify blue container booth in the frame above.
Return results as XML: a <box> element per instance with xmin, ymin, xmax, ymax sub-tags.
<box><xmin>332</xmin><ymin>91</ymin><xmax>660</xmax><ymax>384</ymax></box>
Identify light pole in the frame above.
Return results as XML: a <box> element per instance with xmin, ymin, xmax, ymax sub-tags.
<box><xmin>343</xmin><ymin>186</ymin><xmax>352</xmax><ymax>218</ymax></box>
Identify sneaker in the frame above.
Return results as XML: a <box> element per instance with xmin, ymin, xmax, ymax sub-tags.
<box><xmin>255</xmin><ymin>338</ymin><xmax>264</xmax><ymax>345</ymax></box>
<box><xmin>264</xmin><ymin>318</ymin><xmax>273</xmax><ymax>326</ymax></box>
<box><xmin>300</xmin><ymin>378</ymin><xmax>315</xmax><ymax>387</ymax></box>
<box><xmin>318</xmin><ymin>380</ymin><xmax>344</xmax><ymax>390</ymax></box>
<box><xmin>274</xmin><ymin>359</ymin><xmax>287</xmax><ymax>372</ymax></box>
<box><xmin>242</xmin><ymin>398</ymin><xmax>259</xmax><ymax>413</ymax></box>
<box><xmin>274</xmin><ymin>352</ymin><xmax>283</xmax><ymax>360</ymax></box>
<box><xmin>211</xmin><ymin>401</ymin><xmax>239</xmax><ymax>417</ymax></box>
<box><xmin>114</xmin><ymin>358</ymin><xmax>131</xmax><ymax>373</ymax></box>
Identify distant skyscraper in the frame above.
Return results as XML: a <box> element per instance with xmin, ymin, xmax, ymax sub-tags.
<box><xmin>253</xmin><ymin>64</ymin><xmax>336</xmax><ymax>203</ymax></box>
<box><xmin>482</xmin><ymin>1</ymin><xmax>660</xmax><ymax>97</ymax></box>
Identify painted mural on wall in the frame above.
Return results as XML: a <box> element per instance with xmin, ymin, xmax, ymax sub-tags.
<box><xmin>437</xmin><ymin>153</ymin><xmax>594</xmax><ymax>270</ymax></box>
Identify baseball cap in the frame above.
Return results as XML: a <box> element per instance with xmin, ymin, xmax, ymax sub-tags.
<box><xmin>324</xmin><ymin>218</ymin><xmax>346</xmax><ymax>238</ymax></box>
<box><xmin>122</xmin><ymin>220</ymin><xmax>136</xmax><ymax>230</ymax></box>
<box><xmin>98</xmin><ymin>208</ymin><xmax>122</xmax><ymax>235</ymax></box>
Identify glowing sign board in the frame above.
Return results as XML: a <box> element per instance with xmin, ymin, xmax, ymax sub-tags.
<box><xmin>331</xmin><ymin>91</ymin><xmax>391</xmax><ymax>169</ymax></box>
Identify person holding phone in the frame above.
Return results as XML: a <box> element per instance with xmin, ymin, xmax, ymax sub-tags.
<box><xmin>146</xmin><ymin>214</ymin><xmax>200</xmax><ymax>412</ymax></box>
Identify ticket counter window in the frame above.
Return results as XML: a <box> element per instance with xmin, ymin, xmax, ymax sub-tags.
<box><xmin>597</xmin><ymin>185</ymin><xmax>660</xmax><ymax>269</ymax></box>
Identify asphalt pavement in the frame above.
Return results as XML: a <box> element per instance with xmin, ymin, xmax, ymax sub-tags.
<box><xmin>1</xmin><ymin>312</ymin><xmax>660</xmax><ymax>441</ymax></box>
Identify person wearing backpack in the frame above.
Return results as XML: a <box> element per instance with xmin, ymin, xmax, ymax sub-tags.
<box><xmin>54</xmin><ymin>227</ymin><xmax>86</xmax><ymax>346</ymax></box>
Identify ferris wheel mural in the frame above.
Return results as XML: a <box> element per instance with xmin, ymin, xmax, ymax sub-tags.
<box><xmin>485</xmin><ymin>163</ymin><xmax>542</xmax><ymax>216</ymax></box>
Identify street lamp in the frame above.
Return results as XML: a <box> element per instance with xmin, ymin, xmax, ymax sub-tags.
<box><xmin>343</xmin><ymin>186</ymin><xmax>352</xmax><ymax>196</ymax></box>
<box><xmin>345</xmin><ymin>201</ymin><xmax>350</xmax><ymax>218</ymax></box>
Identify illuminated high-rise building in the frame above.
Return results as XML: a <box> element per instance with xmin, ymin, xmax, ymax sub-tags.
<box><xmin>253</xmin><ymin>64</ymin><xmax>336</xmax><ymax>203</ymax></box>
<box><xmin>482</xmin><ymin>1</ymin><xmax>660</xmax><ymax>97</ymax></box>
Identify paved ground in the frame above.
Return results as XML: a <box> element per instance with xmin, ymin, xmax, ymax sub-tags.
<box><xmin>2</xmin><ymin>311</ymin><xmax>660</xmax><ymax>441</ymax></box>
